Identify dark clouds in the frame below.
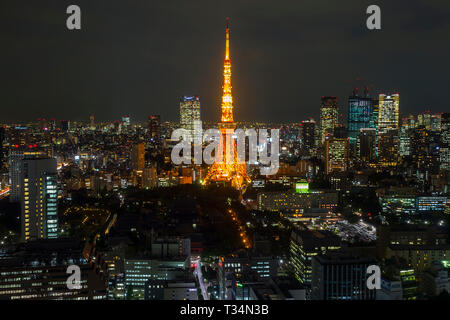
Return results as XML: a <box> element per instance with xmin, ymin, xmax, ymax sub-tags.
<box><xmin>0</xmin><ymin>0</ymin><xmax>449</xmax><ymax>123</ymax></box>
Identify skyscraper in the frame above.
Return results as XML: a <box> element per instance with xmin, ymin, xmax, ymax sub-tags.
<box><xmin>21</xmin><ymin>157</ymin><xmax>58</xmax><ymax>241</ymax></box>
<box><xmin>378</xmin><ymin>94</ymin><xmax>400</xmax><ymax>167</ymax></box>
<box><xmin>9</xmin><ymin>148</ymin><xmax>46</xmax><ymax>203</ymax></box>
<box><xmin>357</xmin><ymin>128</ymin><xmax>377</xmax><ymax>163</ymax></box>
<box><xmin>378</xmin><ymin>129</ymin><xmax>400</xmax><ymax>167</ymax></box>
<box><xmin>347</xmin><ymin>88</ymin><xmax>376</xmax><ymax>146</ymax></box>
<box><xmin>0</xmin><ymin>126</ymin><xmax>5</xmax><ymax>167</ymax></box>
<box><xmin>8</xmin><ymin>150</ymin><xmax>23</xmax><ymax>203</ymax></box>
<box><xmin>89</xmin><ymin>114</ymin><xmax>95</xmax><ymax>130</ymax></box>
<box><xmin>325</xmin><ymin>137</ymin><xmax>349</xmax><ymax>174</ymax></box>
<box><xmin>399</xmin><ymin>126</ymin><xmax>411</xmax><ymax>157</ymax></box>
<box><xmin>131</xmin><ymin>143</ymin><xmax>145</xmax><ymax>171</ymax></box>
<box><xmin>300</xmin><ymin>119</ymin><xmax>317</xmax><ymax>153</ymax></box>
<box><xmin>148</xmin><ymin>115</ymin><xmax>161</xmax><ymax>142</ymax></box>
<box><xmin>319</xmin><ymin>97</ymin><xmax>339</xmax><ymax>144</ymax></box>
<box><xmin>440</xmin><ymin>113</ymin><xmax>450</xmax><ymax>172</ymax></box>
<box><xmin>378</xmin><ymin>94</ymin><xmax>399</xmax><ymax>132</ymax></box>
<box><xmin>180</xmin><ymin>96</ymin><xmax>201</xmax><ymax>142</ymax></box>
<box><xmin>122</xmin><ymin>115</ymin><xmax>131</xmax><ymax>133</ymax></box>
<box><xmin>60</xmin><ymin>120</ymin><xmax>70</xmax><ymax>132</ymax></box>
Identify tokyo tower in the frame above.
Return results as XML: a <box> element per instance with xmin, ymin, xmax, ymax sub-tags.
<box><xmin>203</xmin><ymin>18</ymin><xmax>251</xmax><ymax>191</ymax></box>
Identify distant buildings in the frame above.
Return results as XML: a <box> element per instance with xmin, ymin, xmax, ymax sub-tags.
<box><xmin>131</xmin><ymin>143</ymin><xmax>145</xmax><ymax>171</ymax></box>
<box><xmin>357</xmin><ymin>128</ymin><xmax>377</xmax><ymax>163</ymax></box>
<box><xmin>300</xmin><ymin>119</ymin><xmax>317</xmax><ymax>153</ymax></box>
<box><xmin>324</xmin><ymin>137</ymin><xmax>349</xmax><ymax>174</ymax></box>
<box><xmin>347</xmin><ymin>88</ymin><xmax>377</xmax><ymax>146</ymax></box>
<box><xmin>378</xmin><ymin>94</ymin><xmax>399</xmax><ymax>132</ymax></box>
<box><xmin>142</xmin><ymin>166</ymin><xmax>157</xmax><ymax>189</ymax></box>
<box><xmin>0</xmin><ymin>126</ymin><xmax>5</xmax><ymax>166</ymax></box>
<box><xmin>89</xmin><ymin>114</ymin><xmax>95</xmax><ymax>130</ymax></box>
<box><xmin>180</xmin><ymin>96</ymin><xmax>201</xmax><ymax>142</ymax></box>
<box><xmin>147</xmin><ymin>115</ymin><xmax>161</xmax><ymax>142</ymax></box>
<box><xmin>377</xmin><ymin>128</ymin><xmax>399</xmax><ymax>167</ymax></box>
<box><xmin>319</xmin><ymin>96</ymin><xmax>339</xmax><ymax>144</ymax></box>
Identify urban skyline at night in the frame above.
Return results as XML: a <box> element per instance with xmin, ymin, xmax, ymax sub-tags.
<box><xmin>1</xmin><ymin>1</ymin><xmax>450</xmax><ymax>123</ymax></box>
<box><xmin>0</xmin><ymin>0</ymin><xmax>450</xmax><ymax>310</ymax></box>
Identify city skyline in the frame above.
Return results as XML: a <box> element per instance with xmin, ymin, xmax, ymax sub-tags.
<box><xmin>1</xmin><ymin>0</ymin><xmax>450</xmax><ymax>123</ymax></box>
<box><xmin>0</xmin><ymin>1</ymin><xmax>450</xmax><ymax>305</ymax></box>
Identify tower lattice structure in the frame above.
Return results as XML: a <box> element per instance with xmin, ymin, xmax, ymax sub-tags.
<box><xmin>203</xmin><ymin>18</ymin><xmax>251</xmax><ymax>191</ymax></box>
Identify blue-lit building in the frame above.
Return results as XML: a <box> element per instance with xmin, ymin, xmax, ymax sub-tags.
<box><xmin>416</xmin><ymin>196</ymin><xmax>447</xmax><ymax>213</ymax></box>
<box><xmin>347</xmin><ymin>89</ymin><xmax>377</xmax><ymax>146</ymax></box>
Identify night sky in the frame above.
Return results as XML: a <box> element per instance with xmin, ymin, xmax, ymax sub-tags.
<box><xmin>1</xmin><ymin>0</ymin><xmax>449</xmax><ymax>123</ymax></box>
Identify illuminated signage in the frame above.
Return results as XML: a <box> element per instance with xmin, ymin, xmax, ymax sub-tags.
<box><xmin>295</xmin><ymin>182</ymin><xmax>309</xmax><ymax>193</ymax></box>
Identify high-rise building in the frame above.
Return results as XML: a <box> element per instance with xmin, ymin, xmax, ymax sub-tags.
<box><xmin>440</xmin><ymin>113</ymin><xmax>450</xmax><ymax>172</ymax></box>
<box><xmin>131</xmin><ymin>143</ymin><xmax>145</xmax><ymax>171</ymax></box>
<box><xmin>20</xmin><ymin>157</ymin><xmax>58</xmax><ymax>242</ymax></box>
<box><xmin>357</xmin><ymin>128</ymin><xmax>377</xmax><ymax>163</ymax></box>
<box><xmin>378</xmin><ymin>94</ymin><xmax>399</xmax><ymax>133</ymax></box>
<box><xmin>333</xmin><ymin>125</ymin><xmax>348</xmax><ymax>139</ymax></box>
<box><xmin>180</xmin><ymin>96</ymin><xmax>201</xmax><ymax>141</ymax></box>
<box><xmin>121</xmin><ymin>115</ymin><xmax>131</xmax><ymax>133</ymax></box>
<box><xmin>319</xmin><ymin>96</ymin><xmax>339</xmax><ymax>144</ymax></box>
<box><xmin>300</xmin><ymin>119</ymin><xmax>317</xmax><ymax>153</ymax></box>
<box><xmin>378</xmin><ymin>129</ymin><xmax>399</xmax><ymax>167</ymax></box>
<box><xmin>377</xmin><ymin>94</ymin><xmax>400</xmax><ymax>167</ymax></box>
<box><xmin>122</xmin><ymin>115</ymin><xmax>130</xmax><ymax>126</ymax></box>
<box><xmin>148</xmin><ymin>115</ymin><xmax>161</xmax><ymax>142</ymax></box>
<box><xmin>411</xmin><ymin>126</ymin><xmax>441</xmax><ymax>175</ymax></box>
<box><xmin>9</xmin><ymin>150</ymin><xmax>23</xmax><ymax>203</ymax></box>
<box><xmin>347</xmin><ymin>88</ymin><xmax>376</xmax><ymax>146</ymax></box>
<box><xmin>290</xmin><ymin>228</ymin><xmax>341</xmax><ymax>290</ymax></box>
<box><xmin>311</xmin><ymin>251</ymin><xmax>377</xmax><ymax>300</ymax></box>
<box><xmin>142</xmin><ymin>167</ymin><xmax>157</xmax><ymax>189</ymax></box>
<box><xmin>417</xmin><ymin>111</ymin><xmax>440</xmax><ymax>131</ymax></box>
<box><xmin>60</xmin><ymin>120</ymin><xmax>70</xmax><ymax>132</ymax></box>
<box><xmin>325</xmin><ymin>137</ymin><xmax>349</xmax><ymax>174</ymax></box>
<box><xmin>0</xmin><ymin>126</ymin><xmax>5</xmax><ymax>167</ymax></box>
<box><xmin>8</xmin><ymin>148</ymin><xmax>46</xmax><ymax>203</ymax></box>
<box><xmin>89</xmin><ymin>114</ymin><xmax>95</xmax><ymax>130</ymax></box>
<box><xmin>399</xmin><ymin>126</ymin><xmax>411</xmax><ymax>157</ymax></box>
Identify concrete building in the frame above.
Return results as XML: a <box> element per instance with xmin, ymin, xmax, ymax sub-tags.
<box><xmin>311</xmin><ymin>251</ymin><xmax>377</xmax><ymax>300</ymax></box>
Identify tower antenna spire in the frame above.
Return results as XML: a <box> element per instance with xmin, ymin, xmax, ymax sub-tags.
<box><xmin>225</xmin><ymin>17</ymin><xmax>230</xmax><ymax>61</ymax></box>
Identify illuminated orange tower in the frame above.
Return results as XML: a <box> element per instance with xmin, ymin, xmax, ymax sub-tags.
<box><xmin>203</xmin><ymin>18</ymin><xmax>251</xmax><ymax>191</ymax></box>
